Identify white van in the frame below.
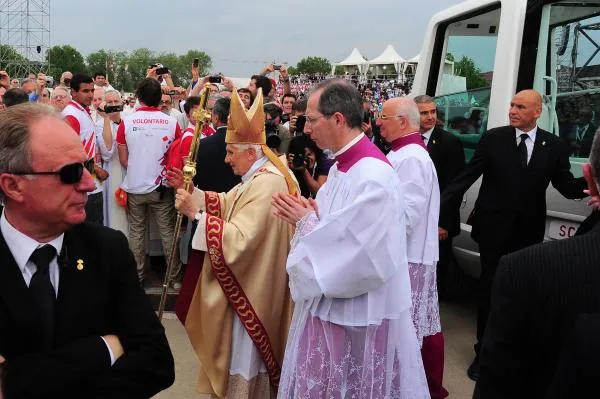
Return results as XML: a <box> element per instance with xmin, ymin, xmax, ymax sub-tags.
<box><xmin>411</xmin><ymin>0</ymin><xmax>597</xmax><ymax>278</ymax></box>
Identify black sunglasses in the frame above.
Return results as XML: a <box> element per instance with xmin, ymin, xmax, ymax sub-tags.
<box><xmin>12</xmin><ymin>159</ymin><xmax>95</xmax><ymax>184</ymax></box>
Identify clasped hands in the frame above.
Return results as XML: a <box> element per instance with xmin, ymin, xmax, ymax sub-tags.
<box><xmin>272</xmin><ymin>193</ymin><xmax>319</xmax><ymax>225</ymax></box>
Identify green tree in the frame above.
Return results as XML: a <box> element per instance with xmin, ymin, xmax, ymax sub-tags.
<box><xmin>86</xmin><ymin>49</ymin><xmax>111</xmax><ymax>77</ymax></box>
<box><xmin>287</xmin><ymin>65</ymin><xmax>298</xmax><ymax>76</ymax></box>
<box><xmin>454</xmin><ymin>56</ymin><xmax>488</xmax><ymax>90</ymax></box>
<box><xmin>109</xmin><ymin>51</ymin><xmax>130</xmax><ymax>92</ymax></box>
<box><xmin>446</xmin><ymin>52</ymin><xmax>455</xmax><ymax>62</ymax></box>
<box><xmin>0</xmin><ymin>44</ymin><xmax>28</xmax><ymax>77</ymax></box>
<box><xmin>175</xmin><ymin>50</ymin><xmax>212</xmax><ymax>87</ymax></box>
<box><xmin>125</xmin><ymin>48</ymin><xmax>154</xmax><ymax>91</ymax></box>
<box><xmin>46</xmin><ymin>45</ymin><xmax>86</xmax><ymax>79</ymax></box>
<box><xmin>295</xmin><ymin>56</ymin><xmax>332</xmax><ymax>75</ymax></box>
<box><xmin>333</xmin><ymin>66</ymin><xmax>346</xmax><ymax>75</ymax></box>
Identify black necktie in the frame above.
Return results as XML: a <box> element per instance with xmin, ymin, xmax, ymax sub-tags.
<box><xmin>29</xmin><ymin>245</ymin><xmax>57</xmax><ymax>347</ymax></box>
<box><xmin>518</xmin><ymin>133</ymin><xmax>529</xmax><ymax>168</ymax></box>
<box><xmin>422</xmin><ymin>135</ymin><xmax>427</xmax><ymax>145</ymax></box>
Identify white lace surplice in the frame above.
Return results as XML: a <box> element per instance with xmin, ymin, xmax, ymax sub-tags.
<box><xmin>387</xmin><ymin>145</ymin><xmax>442</xmax><ymax>346</ymax></box>
<box><xmin>279</xmin><ymin>158</ymin><xmax>430</xmax><ymax>399</ymax></box>
<box><xmin>409</xmin><ymin>262</ymin><xmax>441</xmax><ymax>345</ymax></box>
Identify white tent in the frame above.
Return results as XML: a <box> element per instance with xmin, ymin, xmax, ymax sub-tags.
<box><xmin>366</xmin><ymin>45</ymin><xmax>406</xmax><ymax>78</ymax></box>
<box><xmin>368</xmin><ymin>45</ymin><xmax>406</xmax><ymax>66</ymax></box>
<box><xmin>404</xmin><ymin>54</ymin><xmax>420</xmax><ymax>76</ymax></box>
<box><xmin>332</xmin><ymin>48</ymin><xmax>368</xmax><ymax>75</ymax></box>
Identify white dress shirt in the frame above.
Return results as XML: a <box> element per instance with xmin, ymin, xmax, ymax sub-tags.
<box><xmin>515</xmin><ymin>126</ymin><xmax>537</xmax><ymax>164</ymax></box>
<box><xmin>1</xmin><ymin>210</ymin><xmax>63</xmax><ymax>292</ymax></box>
<box><xmin>0</xmin><ymin>210</ymin><xmax>116</xmax><ymax>365</ymax></box>
<box><xmin>421</xmin><ymin>128</ymin><xmax>434</xmax><ymax>146</ymax></box>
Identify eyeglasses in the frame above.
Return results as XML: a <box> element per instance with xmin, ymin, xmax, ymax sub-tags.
<box><xmin>53</xmin><ymin>95</ymin><xmax>68</xmax><ymax>100</ymax></box>
<box><xmin>160</xmin><ymin>100</ymin><xmax>172</xmax><ymax>105</ymax></box>
<box><xmin>11</xmin><ymin>159</ymin><xmax>95</xmax><ymax>184</ymax></box>
<box><xmin>378</xmin><ymin>114</ymin><xmax>406</xmax><ymax>121</ymax></box>
<box><xmin>305</xmin><ymin>115</ymin><xmax>327</xmax><ymax>124</ymax></box>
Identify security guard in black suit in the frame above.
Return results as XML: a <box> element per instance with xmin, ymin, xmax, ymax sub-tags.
<box><xmin>440</xmin><ymin>90</ymin><xmax>587</xmax><ymax>381</ymax></box>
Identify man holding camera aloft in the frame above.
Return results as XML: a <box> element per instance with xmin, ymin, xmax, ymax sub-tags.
<box><xmin>95</xmin><ymin>90</ymin><xmax>128</xmax><ymax>236</ymax></box>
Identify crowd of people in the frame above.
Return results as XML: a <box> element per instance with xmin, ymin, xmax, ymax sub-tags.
<box><xmin>0</xmin><ymin>60</ymin><xmax>599</xmax><ymax>399</ymax></box>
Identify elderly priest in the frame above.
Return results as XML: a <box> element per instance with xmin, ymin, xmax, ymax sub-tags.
<box><xmin>174</xmin><ymin>88</ymin><xmax>299</xmax><ymax>398</ymax></box>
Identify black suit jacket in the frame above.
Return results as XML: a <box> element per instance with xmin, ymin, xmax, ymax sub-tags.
<box><xmin>427</xmin><ymin>127</ymin><xmax>465</xmax><ymax>237</ymax></box>
<box><xmin>0</xmin><ymin>222</ymin><xmax>174</xmax><ymax>398</ymax></box>
<box><xmin>473</xmin><ymin>223</ymin><xmax>600</xmax><ymax>399</ymax></box>
<box><xmin>193</xmin><ymin>126</ymin><xmax>241</xmax><ymax>192</ymax></box>
<box><xmin>441</xmin><ymin>126</ymin><xmax>586</xmax><ymax>249</ymax></box>
<box><xmin>545</xmin><ymin>313</ymin><xmax>600</xmax><ymax>399</ymax></box>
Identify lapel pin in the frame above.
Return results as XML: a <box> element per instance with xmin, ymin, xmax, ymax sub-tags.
<box><xmin>542</xmin><ymin>141</ymin><xmax>546</xmax><ymax>146</ymax></box>
<box><xmin>433</xmin><ymin>140</ymin><xmax>437</xmax><ymax>144</ymax></box>
<box><xmin>76</xmin><ymin>259</ymin><xmax>84</xmax><ymax>271</ymax></box>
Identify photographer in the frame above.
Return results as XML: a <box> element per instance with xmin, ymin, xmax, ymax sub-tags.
<box><xmin>281</xmin><ymin>93</ymin><xmax>296</xmax><ymax>124</ymax></box>
<box><xmin>286</xmin><ymin>98</ymin><xmax>307</xmax><ymax>135</ymax></box>
<box><xmin>264</xmin><ymin>102</ymin><xmax>291</xmax><ymax>154</ymax></box>
<box><xmin>259</xmin><ymin>63</ymin><xmax>291</xmax><ymax>96</ymax></box>
<box><xmin>287</xmin><ymin>134</ymin><xmax>333</xmax><ymax>198</ymax></box>
<box><xmin>95</xmin><ymin>90</ymin><xmax>128</xmax><ymax>234</ymax></box>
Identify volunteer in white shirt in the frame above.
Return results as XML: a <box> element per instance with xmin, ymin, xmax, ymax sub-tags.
<box><xmin>117</xmin><ymin>77</ymin><xmax>182</xmax><ymax>286</ymax></box>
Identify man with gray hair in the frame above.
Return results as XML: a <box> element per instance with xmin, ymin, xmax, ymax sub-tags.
<box><xmin>377</xmin><ymin>97</ymin><xmax>447</xmax><ymax>398</ymax></box>
<box><xmin>414</xmin><ymin>94</ymin><xmax>465</xmax><ymax>300</ymax></box>
<box><xmin>171</xmin><ymin>88</ymin><xmax>298</xmax><ymax>397</ymax></box>
<box><xmin>95</xmin><ymin>89</ymin><xmax>127</xmax><ymax>235</ymax></box>
<box><xmin>272</xmin><ymin>79</ymin><xmax>429</xmax><ymax>398</ymax></box>
<box><xmin>474</xmin><ymin>132</ymin><xmax>600</xmax><ymax>398</ymax></box>
<box><xmin>50</xmin><ymin>86</ymin><xmax>71</xmax><ymax>112</ymax></box>
<box><xmin>0</xmin><ymin>103</ymin><xmax>174</xmax><ymax>397</ymax></box>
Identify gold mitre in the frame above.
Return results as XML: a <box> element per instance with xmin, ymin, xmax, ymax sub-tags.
<box><xmin>226</xmin><ymin>87</ymin><xmax>266</xmax><ymax>145</ymax></box>
<box><xmin>226</xmin><ymin>87</ymin><xmax>298</xmax><ymax>195</ymax></box>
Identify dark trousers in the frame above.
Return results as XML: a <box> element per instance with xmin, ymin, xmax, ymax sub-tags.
<box><xmin>436</xmin><ymin>238</ymin><xmax>453</xmax><ymax>298</ymax></box>
<box><xmin>475</xmin><ymin>246</ymin><xmax>504</xmax><ymax>353</ymax></box>
<box><xmin>85</xmin><ymin>192</ymin><xmax>104</xmax><ymax>225</ymax></box>
<box><xmin>475</xmin><ymin>223</ymin><xmax>541</xmax><ymax>355</ymax></box>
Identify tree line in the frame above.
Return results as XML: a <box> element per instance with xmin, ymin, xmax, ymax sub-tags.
<box><xmin>0</xmin><ymin>44</ymin><xmax>213</xmax><ymax>92</ymax></box>
<box><xmin>0</xmin><ymin>43</ymin><xmax>338</xmax><ymax>91</ymax></box>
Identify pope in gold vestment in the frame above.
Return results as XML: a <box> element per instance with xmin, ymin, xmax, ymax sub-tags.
<box><xmin>175</xmin><ymin>88</ymin><xmax>297</xmax><ymax>398</ymax></box>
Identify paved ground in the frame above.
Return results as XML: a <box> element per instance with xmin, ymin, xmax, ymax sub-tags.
<box><xmin>154</xmin><ymin>299</ymin><xmax>477</xmax><ymax>398</ymax></box>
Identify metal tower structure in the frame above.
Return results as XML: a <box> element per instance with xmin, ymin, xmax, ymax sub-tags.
<box><xmin>0</xmin><ymin>0</ymin><xmax>50</xmax><ymax>78</ymax></box>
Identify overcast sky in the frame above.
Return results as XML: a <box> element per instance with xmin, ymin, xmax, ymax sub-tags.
<box><xmin>53</xmin><ymin>0</ymin><xmax>462</xmax><ymax>77</ymax></box>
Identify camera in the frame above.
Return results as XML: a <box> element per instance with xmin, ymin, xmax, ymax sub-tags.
<box><xmin>295</xmin><ymin>115</ymin><xmax>306</xmax><ymax>133</ymax></box>
<box><xmin>150</xmin><ymin>63</ymin><xmax>169</xmax><ymax>75</ymax></box>
<box><xmin>292</xmin><ymin>153</ymin><xmax>306</xmax><ymax>168</ymax></box>
<box><xmin>209</xmin><ymin>75</ymin><xmax>222</xmax><ymax>84</ymax></box>
<box><xmin>104</xmin><ymin>105</ymin><xmax>123</xmax><ymax>114</ymax></box>
<box><xmin>273</xmin><ymin>64</ymin><xmax>282</xmax><ymax>71</ymax></box>
<box><xmin>265</xmin><ymin>120</ymin><xmax>281</xmax><ymax>149</ymax></box>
